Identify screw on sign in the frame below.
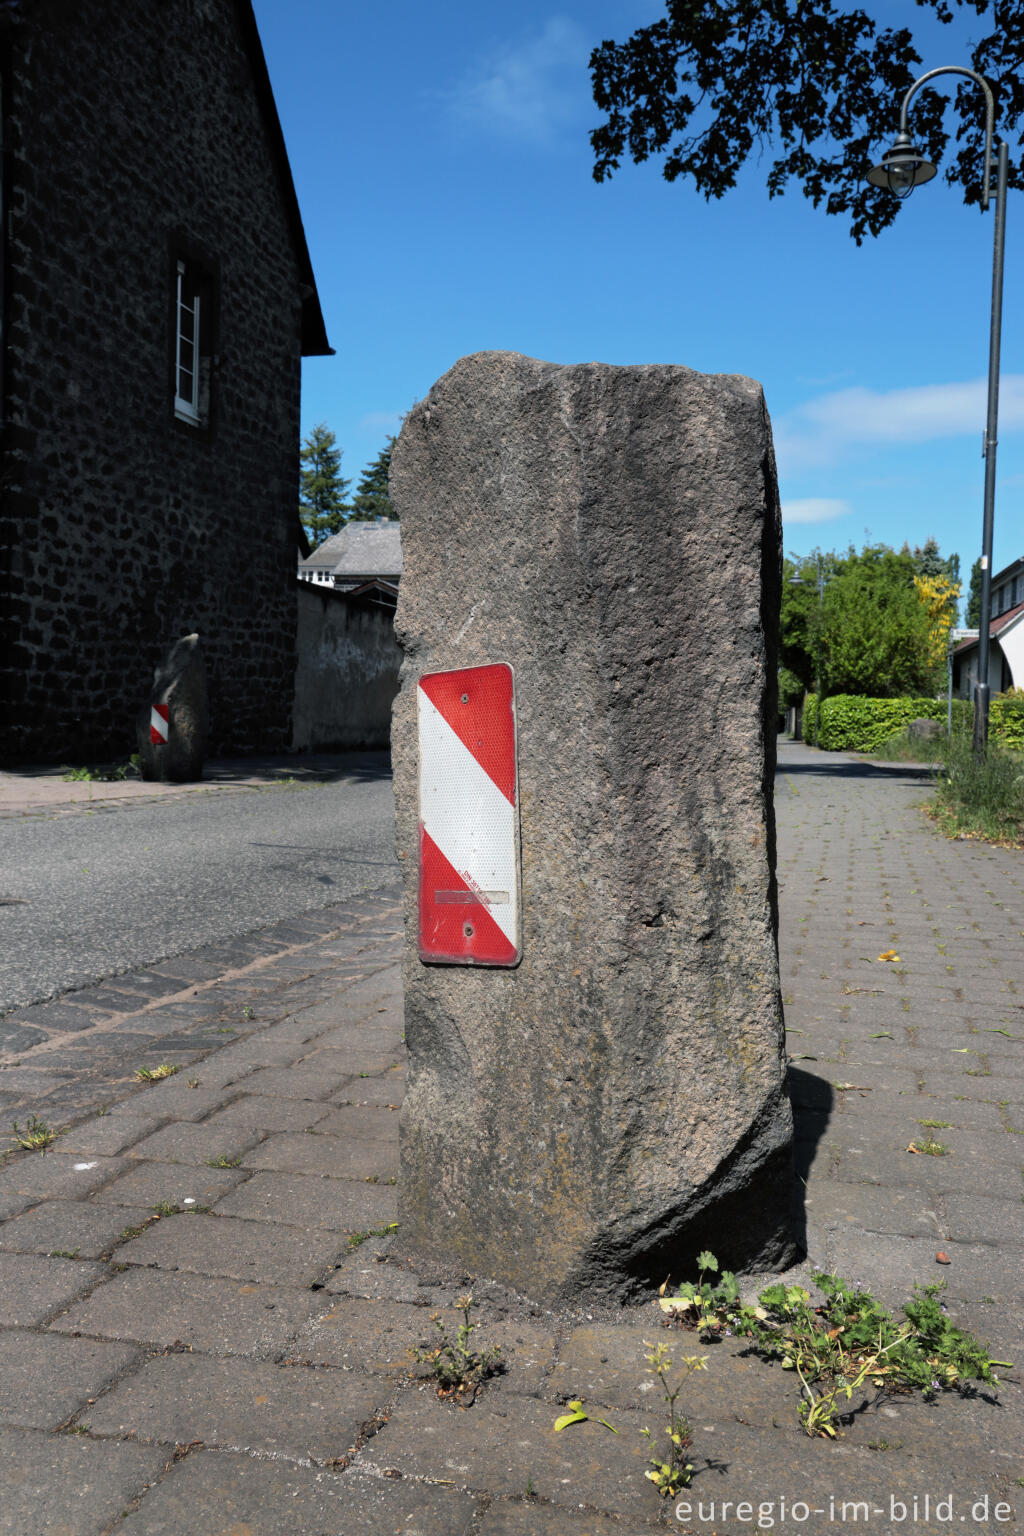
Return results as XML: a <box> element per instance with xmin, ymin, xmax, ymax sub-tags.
<box><xmin>417</xmin><ymin>663</ymin><xmax>521</xmax><ymax>967</ymax></box>
<box><xmin>150</xmin><ymin>704</ymin><xmax>169</xmax><ymax>746</ymax></box>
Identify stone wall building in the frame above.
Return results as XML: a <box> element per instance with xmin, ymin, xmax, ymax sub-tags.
<box><xmin>0</xmin><ymin>0</ymin><xmax>330</xmax><ymax>763</ymax></box>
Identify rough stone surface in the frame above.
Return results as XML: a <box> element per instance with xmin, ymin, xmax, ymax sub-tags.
<box><xmin>0</xmin><ymin>1429</ymin><xmax>164</xmax><ymax>1535</ymax></box>
<box><xmin>389</xmin><ymin>351</ymin><xmax>793</xmax><ymax>1303</ymax></box>
<box><xmin>137</xmin><ymin>634</ymin><xmax>209</xmax><ymax>782</ymax></box>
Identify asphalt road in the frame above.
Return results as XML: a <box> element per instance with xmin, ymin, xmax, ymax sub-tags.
<box><xmin>0</xmin><ymin>772</ymin><xmax>399</xmax><ymax>1012</ymax></box>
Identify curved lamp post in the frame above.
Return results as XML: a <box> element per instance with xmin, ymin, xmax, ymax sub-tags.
<box><xmin>866</xmin><ymin>67</ymin><xmax>1008</xmax><ymax>756</ymax></box>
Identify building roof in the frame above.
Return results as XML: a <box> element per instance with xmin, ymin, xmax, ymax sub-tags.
<box><xmin>235</xmin><ymin>2</ymin><xmax>332</xmax><ymax>358</ymax></box>
<box><xmin>299</xmin><ymin>531</ymin><xmax>348</xmax><ymax>569</ymax></box>
<box><xmin>952</xmin><ymin>600</ymin><xmax>1024</xmax><ymax>655</ymax></box>
<box><xmin>330</xmin><ymin>521</ymin><xmax>403</xmax><ymax>580</ymax></box>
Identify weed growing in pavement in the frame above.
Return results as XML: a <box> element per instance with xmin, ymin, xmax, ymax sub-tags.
<box><xmin>10</xmin><ymin>1114</ymin><xmax>59</xmax><ymax>1153</ymax></box>
<box><xmin>207</xmin><ymin>1154</ymin><xmax>241</xmax><ymax>1168</ymax></box>
<box><xmin>151</xmin><ymin>1201</ymin><xmax>179</xmax><ymax>1218</ymax></box>
<box><xmin>908</xmin><ymin>1131</ymin><xmax>949</xmax><ymax>1155</ymax></box>
<box><xmin>346</xmin><ymin>1222</ymin><xmax>399</xmax><ymax>1251</ymax></box>
<box><xmin>662</xmin><ymin>1250</ymin><xmax>739</xmax><ymax>1342</ymax></box>
<box><xmin>553</xmin><ymin>1401</ymin><xmax>619</xmax><ymax>1434</ymax></box>
<box><xmin>134</xmin><ymin>1064</ymin><xmax>178</xmax><ymax>1082</ymax></box>
<box><xmin>660</xmin><ymin>1256</ymin><xmax>1009</xmax><ymax>1438</ymax></box>
<box><xmin>241</xmin><ymin>1006</ymin><xmax>255</xmax><ymax>1021</ymax></box>
<box><xmin>930</xmin><ymin>734</ymin><xmax>1024</xmax><ymax>847</ymax></box>
<box><xmin>916</xmin><ymin>1119</ymin><xmax>952</xmax><ymax>1129</ymax></box>
<box><xmin>61</xmin><ymin>756</ymin><xmax>139</xmax><ymax>782</ymax></box>
<box><xmin>48</xmin><ymin>1248</ymin><xmax>80</xmax><ymax>1259</ymax></box>
<box><xmin>414</xmin><ymin>1294</ymin><xmax>504</xmax><ymax>1402</ymax></box>
<box><xmin>640</xmin><ymin>1340</ymin><xmax>707</xmax><ymax>1495</ymax></box>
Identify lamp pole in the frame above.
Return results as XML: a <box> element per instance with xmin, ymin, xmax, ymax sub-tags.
<box><xmin>866</xmin><ymin>66</ymin><xmax>1008</xmax><ymax>757</ymax></box>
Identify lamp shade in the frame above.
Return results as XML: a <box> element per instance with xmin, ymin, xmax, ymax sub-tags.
<box><xmin>865</xmin><ymin>133</ymin><xmax>938</xmax><ymax>198</ymax></box>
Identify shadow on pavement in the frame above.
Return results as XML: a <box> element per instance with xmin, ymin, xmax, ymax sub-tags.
<box><xmin>776</xmin><ymin>757</ymin><xmax>937</xmax><ymax>781</ymax></box>
<box><xmin>786</xmin><ymin>1065</ymin><xmax>834</xmax><ymax>1256</ymax></box>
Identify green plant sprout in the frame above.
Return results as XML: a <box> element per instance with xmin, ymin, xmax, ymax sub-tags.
<box><xmin>553</xmin><ymin>1400</ymin><xmax>619</xmax><ymax>1434</ymax></box>
<box><xmin>134</xmin><ymin>1064</ymin><xmax>178</xmax><ymax>1082</ymax></box>
<box><xmin>11</xmin><ymin>1114</ymin><xmax>58</xmax><ymax>1153</ymax></box>
<box><xmin>414</xmin><ymin>1294</ymin><xmax>504</xmax><ymax>1402</ymax></box>
<box><xmin>641</xmin><ymin>1340</ymin><xmax>707</xmax><ymax>1495</ymax></box>
<box><xmin>662</xmin><ymin>1255</ymin><xmax>1008</xmax><ymax>1438</ymax></box>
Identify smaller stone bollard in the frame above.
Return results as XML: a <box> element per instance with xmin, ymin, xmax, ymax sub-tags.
<box><xmin>136</xmin><ymin>634</ymin><xmax>208</xmax><ymax>782</ymax></box>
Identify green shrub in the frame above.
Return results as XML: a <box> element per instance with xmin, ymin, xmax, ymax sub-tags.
<box><xmin>802</xmin><ymin>694</ymin><xmax>818</xmax><ymax>744</ymax></box>
<box><xmin>802</xmin><ymin>695</ymin><xmax>943</xmax><ymax>752</ymax></box>
<box><xmin>801</xmin><ymin>692</ymin><xmax>1022</xmax><ymax>755</ymax></box>
<box><xmin>991</xmin><ymin>694</ymin><xmax>1024</xmax><ymax>751</ymax></box>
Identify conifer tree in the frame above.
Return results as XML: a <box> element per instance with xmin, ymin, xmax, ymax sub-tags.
<box><xmin>348</xmin><ymin>437</ymin><xmax>397</xmax><ymax>523</ymax></box>
<box><xmin>300</xmin><ymin>423</ymin><xmax>351</xmax><ymax>547</ymax></box>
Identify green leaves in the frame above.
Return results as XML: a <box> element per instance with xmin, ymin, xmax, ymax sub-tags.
<box><xmin>589</xmin><ymin>1</ymin><xmax>1024</xmax><ymax>245</ymax></box>
<box><xmin>300</xmin><ymin>423</ymin><xmax>351</xmax><ymax>547</ymax></box>
<box><xmin>553</xmin><ymin>1400</ymin><xmax>618</xmax><ymax>1434</ymax></box>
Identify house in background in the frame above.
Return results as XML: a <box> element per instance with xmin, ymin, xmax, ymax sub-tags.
<box><xmin>294</xmin><ymin>519</ymin><xmax>403</xmax><ymax>749</ymax></box>
<box><xmin>298</xmin><ymin>518</ymin><xmax>401</xmax><ymax>606</ymax></box>
<box><xmin>0</xmin><ymin>0</ymin><xmax>331</xmax><ymax>763</ymax></box>
<box><xmin>952</xmin><ymin>555</ymin><xmax>1024</xmax><ymax>697</ymax></box>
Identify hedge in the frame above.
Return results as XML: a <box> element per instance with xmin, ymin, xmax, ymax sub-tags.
<box><xmin>802</xmin><ymin>693</ymin><xmax>1024</xmax><ymax>752</ymax></box>
<box><xmin>992</xmin><ymin>696</ymin><xmax>1024</xmax><ymax>750</ymax></box>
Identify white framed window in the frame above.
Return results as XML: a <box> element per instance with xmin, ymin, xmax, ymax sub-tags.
<box><xmin>173</xmin><ymin>255</ymin><xmax>213</xmax><ymax>427</ymax></box>
<box><xmin>175</xmin><ymin>261</ymin><xmax>200</xmax><ymax>422</ymax></box>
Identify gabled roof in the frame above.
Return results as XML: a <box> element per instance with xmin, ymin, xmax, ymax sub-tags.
<box><xmin>234</xmin><ymin>2</ymin><xmax>332</xmax><ymax>357</ymax></box>
<box><xmin>952</xmin><ymin>599</ymin><xmax>1024</xmax><ymax>654</ymax></box>
<box><xmin>331</xmin><ymin>521</ymin><xmax>402</xmax><ymax>580</ymax></box>
<box><xmin>299</xmin><ymin>531</ymin><xmax>348</xmax><ymax>569</ymax></box>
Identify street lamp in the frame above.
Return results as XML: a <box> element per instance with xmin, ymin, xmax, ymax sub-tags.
<box><xmin>866</xmin><ymin>66</ymin><xmax>1008</xmax><ymax>757</ymax></box>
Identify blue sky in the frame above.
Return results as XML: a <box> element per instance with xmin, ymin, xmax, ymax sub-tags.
<box><xmin>252</xmin><ymin>1</ymin><xmax>1021</xmax><ymax>596</ymax></box>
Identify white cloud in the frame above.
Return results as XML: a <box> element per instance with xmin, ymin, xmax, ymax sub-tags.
<box><xmin>782</xmin><ymin>497</ymin><xmax>852</xmax><ymax>526</ymax></box>
<box><xmin>445</xmin><ymin>18</ymin><xmax>587</xmax><ymax>143</ymax></box>
<box><xmin>775</xmin><ymin>375</ymin><xmax>1024</xmax><ymax>472</ymax></box>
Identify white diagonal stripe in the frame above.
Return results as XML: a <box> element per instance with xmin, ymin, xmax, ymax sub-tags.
<box><xmin>418</xmin><ymin>689</ymin><xmax>519</xmax><ymax>950</ymax></box>
<box><xmin>150</xmin><ymin>706</ymin><xmax>168</xmax><ymax>741</ymax></box>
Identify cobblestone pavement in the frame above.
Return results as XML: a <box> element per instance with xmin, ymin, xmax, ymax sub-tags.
<box><xmin>0</xmin><ymin>741</ymin><xmax>1021</xmax><ymax>1533</ymax></box>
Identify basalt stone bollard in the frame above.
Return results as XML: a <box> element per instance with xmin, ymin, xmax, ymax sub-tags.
<box><xmin>136</xmin><ymin>634</ymin><xmax>208</xmax><ymax>783</ymax></box>
<box><xmin>390</xmin><ymin>351</ymin><xmax>795</xmax><ymax>1305</ymax></box>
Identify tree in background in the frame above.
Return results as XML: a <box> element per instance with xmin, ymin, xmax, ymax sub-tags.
<box><xmin>813</xmin><ymin>545</ymin><xmax>934</xmax><ymax>697</ymax></box>
<box><xmin>783</xmin><ymin>542</ymin><xmax>956</xmax><ymax>700</ymax></box>
<box><xmin>300</xmin><ymin>423</ymin><xmax>351</xmax><ymax>548</ymax></box>
<box><xmin>906</xmin><ymin>537</ymin><xmax>960</xmax><ymax>587</ymax></box>
<box><xmin>914</xmin><ymin>572</ymin><xmax>962</xmax><ymax>679</ymax></box>
<box><xmin>966</xmin><ymin>557</ymin><xmax>983</xmax><ymax>626</ymax></box>
<box><xmin>781</xmin><ymin>549</ymin><xmax>839</xmax><ymax>698</ymax></box>
<box><xmin>348</xmin><ymin>437</ymin><xmax>396</xmax><ymax>523</ymax></box>
<box><xmin>904</xmin><ymin>537</ymin><xmax>961</xmax><ymax>672</ymax></box>
<box><xmin>589</xmin><ymin>0</ymin><xmax>1024</xmax><ymax>244</ymax></box>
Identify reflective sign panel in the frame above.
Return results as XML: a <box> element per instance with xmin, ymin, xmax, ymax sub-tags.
<box><xmin>417</xmin><ymin>663</ymin><xmax>521</xmax><ymax>966</ymax></box>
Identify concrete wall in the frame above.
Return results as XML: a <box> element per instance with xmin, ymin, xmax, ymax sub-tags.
<box><xmin>1</xmin><ymin>0</ymin><xmax>307</xmax><ymax>762</ymax></box>
<box><xmin>293</xmin><ymin>583</ymin><xmax>400</xmax><ymax>751</ymax></box>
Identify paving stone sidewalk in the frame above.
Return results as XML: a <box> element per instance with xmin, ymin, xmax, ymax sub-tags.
<box><xmin>0</xmin><ymin>740</ymin><xmax>1021</xmax><ymax>1534</ymax></box>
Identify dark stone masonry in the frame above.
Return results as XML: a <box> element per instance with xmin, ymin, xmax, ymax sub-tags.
<box><xmin>0</xmin><ymin>0</ymin><xmax>329</xmax><ymax>763</ymax></box>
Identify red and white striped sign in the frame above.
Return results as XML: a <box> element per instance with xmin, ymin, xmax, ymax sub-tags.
<box><xmin>418</xmin><ymin>663</ymin><xmax>521</xmax><ymax>967</ymax></box>
<box><xmin>150</xmin><ymin>704</ymin><xmax>169</xmax><ymax>745</ymax></box>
